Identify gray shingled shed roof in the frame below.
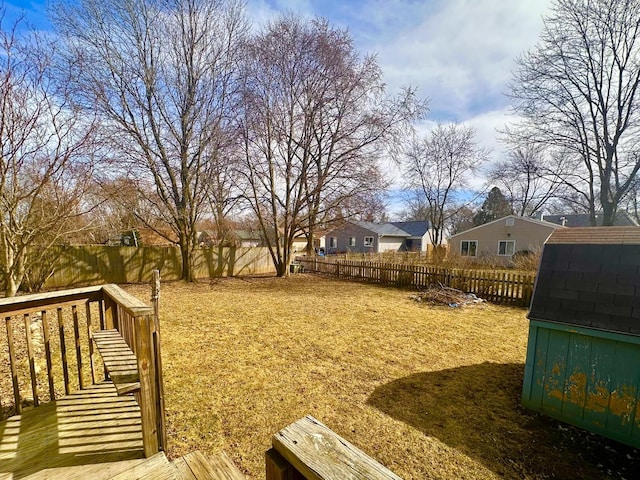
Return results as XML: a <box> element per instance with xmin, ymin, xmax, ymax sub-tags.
<box><xmin>528</xmin><ymin>227</ymin><xmax>640</xmax><ymax>335</ymax></box>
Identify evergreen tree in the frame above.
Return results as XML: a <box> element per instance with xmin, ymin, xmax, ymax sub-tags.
<box><xmin>473</xmin><ymin>187</ymin><xmax>513</xmax><ymax>226</ymax></box>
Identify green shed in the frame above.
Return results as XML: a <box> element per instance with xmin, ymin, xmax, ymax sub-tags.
<box><xmin>523</xmin><ymin>227</ymin><xmax>640</xmax><ymax>447</ymax></box>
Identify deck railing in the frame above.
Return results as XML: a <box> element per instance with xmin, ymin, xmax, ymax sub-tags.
<box><xmin>0</xmin><ymin>280</ymin><xmax>166</xmax><ymax>457</ymax></box>
<box><xmin>296</xmin><ymin>257</ymin><xmax>536</xmax><ymax>307</ymax></box>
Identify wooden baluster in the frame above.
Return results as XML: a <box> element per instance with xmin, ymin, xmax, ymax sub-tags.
<box><xmin>24</xmin><ymin>313</ymin><xmax>39</xmax><ymax>407</ymax></box>
<box><xmin>86</xmin><ymin>302</ymin><xmax>96</xmax><ymax>385</ymax></box>
<box><xmin>58</xmin><ymin>307</ymin><xmax>71</xmax><ymax>396</ymax></box>
<box><xmin>41</xmin><ymin>310</ymin><xmax>55</xmax><ymax>401</ymax></box>
<box><xmin>6</xmin><ymin>316</ymin><xmax>21</xmax><ymax>414</ymax></box>
<box><xmin>98</xmin><ymin>299</ymin><xmax>108</xmax><ymax>380</ymax></box>
<box><xmin>72</xmin><ymin>305</ymin><xmax>83</xmax><ymax>390</ymax></box>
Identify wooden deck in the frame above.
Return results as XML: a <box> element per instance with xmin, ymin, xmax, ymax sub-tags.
<box><xmin>0</xmin><ymin>381</ymin><xmax>146</xmax><ymax>480</ymax></box>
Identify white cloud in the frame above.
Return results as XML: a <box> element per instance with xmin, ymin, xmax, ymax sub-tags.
<box><xmin>364</xmin><ymin>0</ymin><xmax>553</xmax><ymax>120</ymax></box>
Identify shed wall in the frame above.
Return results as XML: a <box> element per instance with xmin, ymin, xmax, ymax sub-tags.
<box><xmin>522</xmin><ymin>320</ymin><xmax>640</xmax><ymax>448</ymax></box>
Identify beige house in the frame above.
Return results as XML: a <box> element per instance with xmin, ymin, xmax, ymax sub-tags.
<box><xmin>449</xmin><ymin>215</ymin><xmax>563</xmax><ymax>263</ymax></box>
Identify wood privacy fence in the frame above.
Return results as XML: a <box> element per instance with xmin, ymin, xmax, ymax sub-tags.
<box><xmin>34</xmin><ymin>246</ymin><xmax>275</xmax><ymax>290</ymax></box>
<box><xmin>296</xmin><ymin>257</ymin><xmax>536</xmax><ymax>307</ymax></box>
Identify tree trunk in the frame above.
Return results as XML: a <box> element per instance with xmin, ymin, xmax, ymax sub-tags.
<box><xmin>601</xmin><ymin>201</ymin><xmax>616</xmax><ymax>226</ymax></box>
<box><xmin>305</xmin><ymin>224</ymin><xmax>315</xmax><ymax>256</ymax></box>
<box><xmin>275</xmin><ymin>262</ymin><xmax>288</xmax><ymax>277</ymax></box>
<box><xmin>178</xmin><ymin>232</ymin><xmax>195</xmax><ymax>283</ymax></box>
<box><xmin>2</xmin><ymin>242</ymin><xmax>21</xmax><ymax>297</ymax></box>
<box><xmin>4</xmin><ymin>274</ymin><xmax>18</xmax><ymax>298</ymax></box>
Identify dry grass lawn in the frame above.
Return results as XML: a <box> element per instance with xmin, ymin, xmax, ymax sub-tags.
<box><xmin>124</xmin><ymin>275</ymin><xmax>638</xmax><ymax>480</ymax></box>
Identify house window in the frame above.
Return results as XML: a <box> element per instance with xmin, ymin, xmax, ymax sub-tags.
<box><xmin>364</xmin><ymin>236</ymin><xmax>374</xmax><ymax>247</ymax></box>
<box><xmin>460</xmin><ymin>240</ymin><xmax>477</xmax><ymax>257</ymax></box>
<box><xmin>329</xmin><ymin>237</ymin><xmax>337</xmax><ymax>248</ymax></box>
<box><xmin>348</xmin><ymin>237</ymin><xmax>356</xmax><ymax>247</ymax></box>
<box><xmin>498</xmin><ymin>240</ymin><xmax>515</xmax><ymax>256</ymax></box>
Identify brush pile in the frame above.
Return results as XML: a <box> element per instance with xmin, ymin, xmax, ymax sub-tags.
<box><xmin>410</xmin><ymin>285</ymin><xmax>485</xmax><ymax>307</ymax></box>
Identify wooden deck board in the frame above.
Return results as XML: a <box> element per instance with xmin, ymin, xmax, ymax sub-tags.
<box><xmin>0</xmin><ymin>381</ymin><xmax>145</xmax><ymax>480</ymax></box>
<box><xmin>272</xmin><ymin>415</ymin><xmax>402</xmax><ymax>480</ymax></box>
<box><xmin>173</xmin><ymin>451</ymin><xmax>246</xmax><ymax>480</ymax></box>
<box><xmin>108</xmin><ymin>452</ymin><xmax>175</xmax><ymax>480</ymax></box>
<box><xmin>93</xmin><ymin>330</ymin><xmax>141</xmax><ymax>395</ymax></box>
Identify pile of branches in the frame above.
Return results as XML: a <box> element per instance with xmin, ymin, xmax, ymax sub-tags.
<box><xmin>410</xmin><ymin>284</ymin><xmax>485</xmax><ymax>308</ymax></box>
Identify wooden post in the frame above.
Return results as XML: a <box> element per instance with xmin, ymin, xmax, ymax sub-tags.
<box><xmin>104</xmin><ymin>296</ymin><xmax>118</xmax><ymax>330</ymax></box>
<box><xmin>135</xmin><ymin>312</ymin><xmax>159</xmax><ymax>457</ymax></box>
<box><xmin>151</xmin><ymin>270</ymin><xmax>168</xmax><ymax>452</ymax></box>
<box><xmin>266</xmin><ymin>448</ymin><xmax>305</xmax><ymax>480</ymax></box>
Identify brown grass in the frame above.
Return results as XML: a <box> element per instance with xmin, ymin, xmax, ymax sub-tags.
<box><xmin>123</xmin><ymin>275</ymin><xmax>637</xmax><ymax>480</ymax></box>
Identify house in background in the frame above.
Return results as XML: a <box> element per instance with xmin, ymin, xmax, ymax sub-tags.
<box><xmin>449</xmin><ymin>215</ymin><xmax>562</xmax><ymax>263</ymax></box>
<box><xmin>292</xmin><ymin>230</ymin><xmax>327</xmax><ymax>254</ymax></box>
<box><xmin>540</xmin><ymin>212</ymin><xmax>638</xmax><ymax>227</ymax></box>
<box><xmin>325</xmin><ymin>220</ymin><xmax>434</xmax><ymax>254</ymax></box>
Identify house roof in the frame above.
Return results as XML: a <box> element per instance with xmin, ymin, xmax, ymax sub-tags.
<box><xmin>354</xmin><ymin>221</ymin><xmax>411</xmax><ymax>237</ymax></box>
<box><xmin>390</xmin><ymin>221</ymin><xmax>430</xmax><ymax>237</ymax></box>
<box><xmin>529</xmin><ymin>226</ymin><xmax>640</xmax><ymax>335</ymax></box>
<box><xmin>235</xmin><ymin>229</ymin><xmax>262</xmax><ymax>241</ymax></box>
<box><xmin>449</xmin><ymin>214</ymin><xmax>562</xmax><ymax>238</ymax></box>
<box><xmin>542</xmin><ymin>212</ymin><xmax>639</xmax><ymax>227</ymax></box>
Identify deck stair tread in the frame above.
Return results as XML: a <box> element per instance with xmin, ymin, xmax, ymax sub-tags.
<box><xmin>172</xmin><ymin>451</ymin><xmax>246</xmax><ymax>480</ymax></box>
<box><xmin>108</xmin><ymin>452</ymin><xmax>175</xmax><ymax>479</ymax></box>
<box><xmin>93</xmin><ymin>329</ymin><xmax>141</xmax><ymax>395</ymax></box>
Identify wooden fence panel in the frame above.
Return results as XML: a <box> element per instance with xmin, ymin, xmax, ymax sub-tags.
<box><xmin>38</xmin><ymin>246</ymin><xmax>275</xmax><ymax>289</ymax></box>
<box><xmin>297</xmin><ymin>257</ymin><xmax>535</xmax><ymax>307</ymax></box>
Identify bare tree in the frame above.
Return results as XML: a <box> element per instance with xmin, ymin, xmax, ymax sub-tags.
<box><xmin>53</xmin><ymin>0</ymin><xmax>248</xmax><ymax>281</ymax></box>
<box><xmin>0</xmin><ymin>17</ymin><xmax>98</xmax><ymax>296</ymax></box>
<box><xmin>489</xmin><ymin>142</ymin><xmax>568</xmax><ymax>216</ymax></box>
<box><xmin>401</xmin><ymin>123</ymin><xmax>488</xmax><ymax>247</ymax></box>
<box><xmin>78</xmin><ymin>177</ymin><xmax>146</xmax><ymax>244</ymax></box>
<box><xmin>508</xmin><ymin>0</ymin><xmax>640</xmax><ymax>225</ymax></box>
<box><xmin>239</xmin><ymin>16</ymin><xmax>425</xmax><ymax>275</ymax></box>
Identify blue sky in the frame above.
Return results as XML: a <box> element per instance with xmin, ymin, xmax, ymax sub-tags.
<box><xmin>6</xmin><ymin>0</ymin><xmax>554</xmax><ymax>199</ymax></box>
<box><xmin>6</xmin><ymin>0</ymin><xmax>552</xmax><ymax>124</ymax></box>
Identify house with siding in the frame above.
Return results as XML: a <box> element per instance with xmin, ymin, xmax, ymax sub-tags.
<box><xmin>325</xmin><ymin>221</ymin><xmax>433</xmax><ymax>254</ymax></box>
<box><xmin>449</xmin><ymin>215</ymin><xmax>563</xmax><ymax>263</ymax></box>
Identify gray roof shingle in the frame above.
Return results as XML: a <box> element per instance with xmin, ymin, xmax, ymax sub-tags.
<box><xmin>390</xmin><ymin>221</ymin><xmax>430</xmax><ymax>237</ymax></box>
<box><xmin>542</xmin><ymin>212</ymin><xmax>638</xmax><ymax>227</ymax></box>
<box><xmin>354</xmin><ymin>221</ymin><xmax>411</xmax><ymax>236</ymax></box>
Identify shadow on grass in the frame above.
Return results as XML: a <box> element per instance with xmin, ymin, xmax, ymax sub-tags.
<box><xmin>368</xmin><ymin>362</ymin><xmax>639</xmax><ymax>479</ymax></box>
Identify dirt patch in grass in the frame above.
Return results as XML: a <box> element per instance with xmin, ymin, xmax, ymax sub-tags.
<box><xmin>125</xmin><ymin>275</ymin><xmax>638</xmax><ymax>480</ymax></box>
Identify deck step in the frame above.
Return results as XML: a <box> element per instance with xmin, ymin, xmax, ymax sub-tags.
<box><xmin>172</xmin><ymin>451</ymin><xmax>246</xmax><ymax>480</ymax></box>
<box><xmin>107</xmin><ymin>452</ymin><xmax>176</xmax><ymax>480</ymax></box>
